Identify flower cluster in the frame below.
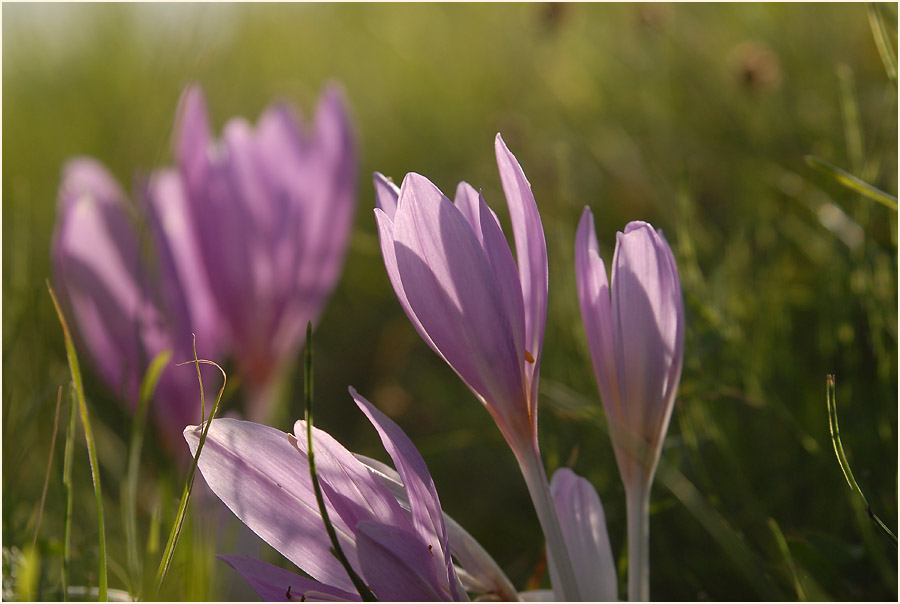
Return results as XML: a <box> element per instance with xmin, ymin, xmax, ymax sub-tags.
<box><xmin>52</xmin><ymin>83</ymin><xmax>356</xmax><ymax>447</ymax></box>
<box><xmin>182</xmin><ymin>134</ymin><xmax>683</xmax><ymax>601</ymax></box>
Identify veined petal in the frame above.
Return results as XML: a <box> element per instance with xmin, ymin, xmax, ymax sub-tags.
<box><xmin>575</xmin><ymin>208</ymin><xmax>625</xmax><ymax>466</ymax></box>
<box><xmin>494</xmin><ymin>134</ymin><xmax>548</xmax><ymax>415</ymax></box>
<box><xmin>548</xmin><ymin>468</ymin><xmax>617</xmax><ymax>602</ymax></box>
<box><xmin>291</xmin><ymin>419</ymin><xmax>411</xmax><ymax>535</ymax></box>
<box><xmin>219</xmin><ymin>555</ymin><xmax>360</xmax><ymax>602</ymax></box>
<box><xmin>610</xmin><ymin>222</ymin><xmax>683</xmax><ymax>477</ymax></box>
<box><xmin>374</xmin><ymin>207</ymin><xmax>443</xmax><ymax>359</ymax></box>
<box><xmin>351</xmin><ymin>389</ymin><xmax>459</xmax><ymax>600</ymax></box>
<box><xmin>184</xmin><ymin>419</ymin><xmax>357</xmax><ymax>592</ymax></box>
<box><xmin>392</xmin><ymin>173</ymin><xmax>526</xmax><ymax>432</ymax></box>
<box><xmin>374</xmin><ymin>172</ymin><xmax>400</xmax><ymax>219</ymax></box>
<box><xmin>354</xmin><ymin>454</ymin><xmax>517</xmax><ymax>602</ymax></box>
<box><xmin>356</xmin><ymin>521</ymin><xmax>447</xmax><ymax>601</ymax></box>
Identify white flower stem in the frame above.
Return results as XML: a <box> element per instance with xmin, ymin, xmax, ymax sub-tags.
<box><xmin>519</xmin><ymin>448</ymin><xmax>582</xmax><ymax>602</ymax></box>
<box><xmin>626</xmin><ymin>480</ymin><xmax>650</xmax><ymax>602</ymax></box>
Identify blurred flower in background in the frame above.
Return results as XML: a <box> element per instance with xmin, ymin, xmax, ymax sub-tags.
<box><xmin>174</xmin><ymin>83</ymin><xmax>357</xmax><ymax>421</ymax></box>
<box><xmin>52</xmin><ymin>81</ymin><xmax>358</xmax><ymax>445</ymax></box>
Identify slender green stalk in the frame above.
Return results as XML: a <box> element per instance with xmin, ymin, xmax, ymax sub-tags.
<box><xmin>805</xmin><ymin>155</ymin><xmax>898</xmax><ymax>211</ymax></box>
<box><xmin>123</xmin><ymin>350</ymin><xmax>171</xmax><ymax>598</ymax></box>
<box><xmin>826</xmin><ymin>375</ymin><xmax>897</xmax><ymax>544</ymax></box>
<box><xmin>767</xmin><ymin>518</ymin><xmax>807</xmax><ymax>601</ymax></box>
<box><xmin>868</xmin><ymin>3</ymin><xmax>897</xmax><ymax>84</ymax></box>
<box><xmin>303</xmin><ymin>322</ymin><xmax>377</xmax><ymax>601</ymax></box>
<box><xmin>33</xmin><ymin>386</ymin><xmax>64</xmax><ymax>551</ymax></box>
<box><xmin>626</xmin><ymin>480</ymin><xmax>650</xmax><ymax>602</ymax></box>
<box><xmin>62</xmin><ymin>388</ymin><xmax>77</xmax><ymax>602</ymax></box>
<box><xmin>154</xmin><ymin>340</ymin><xmax>227</xmax><ymax>595</ymax></box>
<box><xmin>518</xmin><ymin>448</ymin><xmax>582</xmax><ymax>602</ymax></box>
<box><xmin>48</xmin><ymin>282</ymin><xmax>107</xmax><ymax>602</ymax></box>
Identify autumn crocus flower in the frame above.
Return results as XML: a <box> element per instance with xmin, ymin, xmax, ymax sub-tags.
<box><xmin>186</xmin><ymin>388</ymin><xmax>525</xmax><ymax>601</ymax></box>
<box><xmin>373</xmin><ymin>134</ymin><xmax>581</xmax><ymax>600</ymax></box>
<box><xmin>52</xmin><ymin>158</ymin><xmax>220</xmax><ymax>450</ymax></box>
<box><xmin>575</xmin><ymin>208</ymin><xmax>685</xmax><ymax>601</ymax></box>
<box><xmin>174</xmin><ymin>83</ymin><xmax>357</xmax><ymax>420</ymax></box>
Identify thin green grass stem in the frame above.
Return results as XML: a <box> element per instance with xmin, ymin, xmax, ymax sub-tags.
<box><xmin>48</xmin><ymin>282</ymin><xmax>107</xmax><ymax>602</ymax></box>
<box><xmin>154</xmin><ymin>340</ymin><xmax>227</xmax><ymax>596</ymax></box>
<box><xmin>302</xmin><ymin>322</ymin><xmax>377</xmax><ymax>602</ymax></box>
<box><xmin>123</xmin><ymin>350</ymin><xmax>171</xmax><ymax>599</ymax></box>
<box><xmin>868</xmin><ymin>3</ymin><xmax>897</xmax><ymax>84</ymax></box>
<box><xmin>826</xmin><ymin>375</ymin><xmax>897</xmax><ymax>545</ymax></box>
<box><xmin>805</xmin><ymin>155</ymin><xmax>898</xmax><ymax>210</ymax></box>
<box><xmin>767</xmin><ymin>518</ymin><xmax>807</xmax><ymax>601</ymax></box>
<box><xmin>33</xmin><ymin>386</ymin><xmax>64</xmax><ymax>551</ymax></box>
<box><xmin>62</xmin><ymin>388</ymin><xmax>77</xmax><ymax>602</ymax></box>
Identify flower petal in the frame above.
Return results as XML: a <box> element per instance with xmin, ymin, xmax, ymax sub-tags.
<box><xmin>354</xmin><ymin>454</ymin><xmax>518</xmax><ymax>601</ymax></box>
<box><xmin>351</xmin><ymin>388</ymin><xmax>459</xmax><ymax>600</ymax></box>
<box><xmin>494</xmin><ymin>133</ymin><xmax>548</xmax><ymax>410</ymax></box>
<box><xmin>173</xmin><ymin>84</ymin><xmax>212</xmax><ymax>193</ymax></box>
<box><xmin>391</xmin><ymin>173</ymin><xmax>526</xmax><ymax>437</ymax></box>
<box><xmin>184</xmin><ymin>419</ymin><xmax>357</xmax><ymax>592</ymax></box>
<box><xmin>291</xmin><ymin>419</ymin><xmax>411</xmax><ymax>536</ymax></box>
<box><xmin>219</xmin><ymin>555</ymin><xmax>360</xmax><ymax>602</ymax></box>
<box><xmin>356</xmin><ymin>521</ymin><xmax>447</xmax><ymax>601</ymax></box>
<box><xmin>548</xmin><ymin>468</ymin><xmax>617</xmax><ymax>602</ymax></box>
<box><xmin>374</xmin><ymin>172</ymin><xmax>400</xmax><ymax>219</ymax></box>
<box><xmin>51</xmin><ymin>158</ymin><xmax>146</xmax><ymax>403</ymax></box>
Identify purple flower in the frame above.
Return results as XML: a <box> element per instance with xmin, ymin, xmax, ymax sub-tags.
<box><xmin>173</xmin><ymin>84</ymin><xmax>357</xmax><ymax>419</ymax></box>
<box><xmin>51</xmin><ymin>158</ymin><xmax>220</xmax><ymax>449</ymax></box>
<box><xmin>184</xmin><ymin>388</ymin><xmax>499</xmax><ymax>601</ymax></box>
<box><xmin>373</xmin><ymin>134</ymin><xmax>581</xmax><ymax>600</ymax></box>
<box><xmin>574</xmin><ymin>207</ymin><xmax>684</xmax><ymax>600</ymax></box>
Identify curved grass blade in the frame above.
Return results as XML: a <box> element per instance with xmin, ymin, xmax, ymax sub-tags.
<box><xmin>826</xmin><ymin>375</ymin><xmax>897</xmax><ymax>545</ymax></box>
<box><xmin>303</xmin><ymin>322</ymin><xmax>377</xmax><ymax>601</ymax></box>
<box><xmin>154</xmin><ymin>337</ymin><xmax>227</xmax><ymax>595</ymax></box>
<box><xmin>868</xmin><ymin>2</ymin><xmax>897</xmax><ymax>84</ymax></box>
<box><xmin>62</xmin><ymin>386</ymin><xmax>76</xmax><ymax>601</ymax></box>
<box><xmin>47</xmin><ymin>281</ymin><xmax>107</xmax><ymax>601</ymax></box>
<box><xmin>33</xmin><ymin>386</ymin><xmax>64</xmax><ymax>551</ymax></box>
<box><xmin>805</xmin><ymin>155</ymin><xmax>898</xmax><ymax>211</ymax></box>
<box><xmin>123</xmin><ymin>350</ymin><xmax>171</xmax><ymax>598</ymax></box>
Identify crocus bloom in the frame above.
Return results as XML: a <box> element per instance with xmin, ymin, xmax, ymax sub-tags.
<box><xmin>373</xmin><ymin>134</ymin><xmax>581</xmax><ymax>600</ymax></box>
<box><xmin>185</xmin><ymin>388</ymin><xmax>507</xmax><ymax>601</ymax></box>
<box><xmin>574</xmin><ymin>207</ymin><xmax>684</xmax><ymax>600</ymax></box>
<box><xmin>174</xmin><ymin>83</ymin><xmax>357</xmax><ymax>419</ymax></box>
<box><xmin>52</xmin><ymin>158</ymin><xmax>220</xmax><ymax>450</ymax></box>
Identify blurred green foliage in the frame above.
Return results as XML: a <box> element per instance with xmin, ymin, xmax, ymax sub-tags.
<box><xmin>3</xmin><ymin>3</ymin><xmax>897</xmax><ymax>601</ymax></box>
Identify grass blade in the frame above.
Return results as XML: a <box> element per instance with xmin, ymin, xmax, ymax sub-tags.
<box><xmin>154</xmin><ymin>338</ymin><xmax>227</xmax><ymax>595</ymax></box>
<box><xmin>805</xmin><ymin>155</ymin><xmax>898</xmax><ymax>210</ymax></box>
<box><xmin>123</xmin><ymin>350</ymin><xmax>171</xmax><ymax>599</ymax></box>
<box><xmin>47</xmin><ymin>281</ymin><xmax>107</xmax><ymax>601</ymax></box>
<box><xmin>33</xmin><ymin>386</ymin><xmax>64</xmax><ymax>551</ymax></box>
<box><xmin>301</xmin><ymin>322</ymin><xmax>377</xmax><ymax>601</ymax></box>
<box><xmin>826</xmin><ymin>375</ymin><xmax>897</xmax><ymax>545</ymax></box>
<box><xmin>868</xmin><ymin>2</ymin><xmax>897</xmax><ymax>84</ymax></box>
<box><xmin>62</xmin><ymin>385</ymin><xmax>77</xmax><ymax>601</ymax></box>
<box><xmin>767</xmin><ymin>517</ymin><xmax>807</xmax><ymax>601</ymax></box>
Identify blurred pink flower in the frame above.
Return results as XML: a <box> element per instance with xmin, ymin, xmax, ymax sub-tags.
<box><xmin>52</xmin><ymin>158</ymin><xmax>220</xmax><ymax>450</ymax></box>
<box><xmin>173</xmin><ymin>84</ymin><xmax>357</xmax><ymax>419</ymax></box>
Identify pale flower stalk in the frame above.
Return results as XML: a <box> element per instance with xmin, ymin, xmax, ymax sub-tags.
<box><xmin>575</xmin><ymin>208</ymin><xmax>685</xmax><ymax>601</ymax></box>
<box><xmin>373</xmin><ymin>134</ymin><xmax>581</xmax><ymax>600</ymax></box>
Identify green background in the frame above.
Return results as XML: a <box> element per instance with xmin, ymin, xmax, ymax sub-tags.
<box><xmin>3</xmin><ymin>3</ymin><xmax>897</xmax><ymax>600</ymax></box>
